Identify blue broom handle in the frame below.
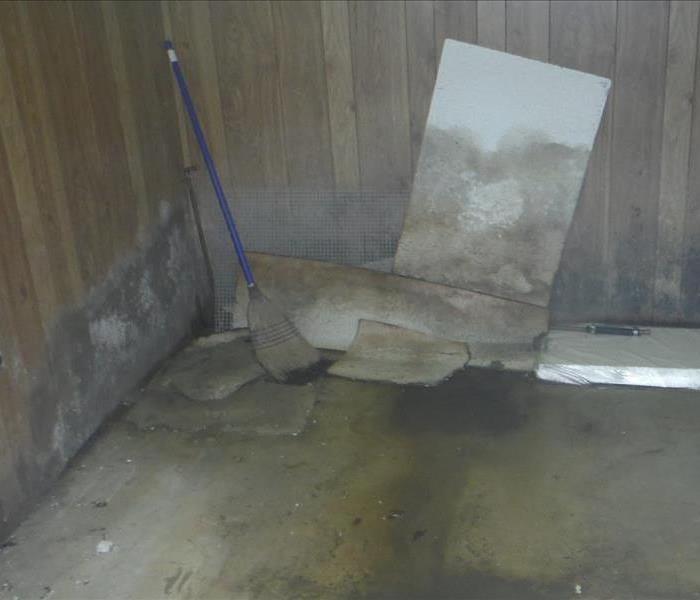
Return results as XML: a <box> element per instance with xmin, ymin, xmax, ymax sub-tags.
<box><xmin>164</xmin><ymin>40</ymin><xmax>256</xmax><ymax>287</ymax></box>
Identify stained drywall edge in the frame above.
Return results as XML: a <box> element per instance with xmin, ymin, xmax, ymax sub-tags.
<box><xmin>0</xmin><ymin>200</ymin><xmax>207</xmax><ymax>542</ymax></box>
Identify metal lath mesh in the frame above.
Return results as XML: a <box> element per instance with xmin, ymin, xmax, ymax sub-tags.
<box><xmin>195</xmin><ymin>187</ymin><xmax>409</xmax><ymax>332</ymax></box>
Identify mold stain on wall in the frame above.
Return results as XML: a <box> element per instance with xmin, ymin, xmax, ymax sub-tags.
<box><xmin>0</xmin><ymin>205</ymin><xmax>206</xmax><ymax>541</ymax></box>
<box><xmin>396</xmin><ymin>127</ymin><xmax>589</xmax><ymax>306</ymax></box>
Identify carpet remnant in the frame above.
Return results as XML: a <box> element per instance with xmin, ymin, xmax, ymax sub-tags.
<box><xmin>233</xmin><ymin>254</ymin><xmax>547</xmax><ymax>371</ymax></box>
<box><xmin>329</xmin><ymin>320</ymin><xmax>469</xmax><ymax>385</ymax></box>
<box><xmin>147</xmin><ymin>331</ymin><xmax>263</xmax><ymax>402</ymax></box>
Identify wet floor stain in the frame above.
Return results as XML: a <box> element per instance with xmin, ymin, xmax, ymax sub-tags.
<box><xmin>4</xmin><ymin>369</ymin><xmax>700</xmax><ymax>599</ymax></box>
<box><xmin>394</xmin><ymin>369</ymin><xmax>531</xmax><ymax>435</ymax></box>
<box><xmin>201</xmin><ymin>372</ymin><xmax>584</xmax><ymax>598</ymax></box>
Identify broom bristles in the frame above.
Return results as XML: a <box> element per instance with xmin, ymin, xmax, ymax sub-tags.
<box><xmin>247</xmin><ymin>285</ymin><xmax>323</xmax><ymax>382</ymax></box>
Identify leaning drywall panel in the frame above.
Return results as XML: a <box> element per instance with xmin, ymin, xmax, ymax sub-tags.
<box><xmin>394</xmin><ymin>40</ymin><xmax>610</xmax><ymax>306</ymax></box>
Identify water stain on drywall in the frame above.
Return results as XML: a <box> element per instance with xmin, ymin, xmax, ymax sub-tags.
<box><xmin>396</xmin><ymin>126</ymin><xmax>589</xmax><ymax>306</ymax></box>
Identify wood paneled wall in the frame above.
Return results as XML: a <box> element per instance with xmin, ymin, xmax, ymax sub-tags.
<box><xmin>0</xmin><ymin>0</ymin><xmax>181</xmax><ymax>355</ymax></box>
<box><xmin>0</xmin><ymin>1</ymin><xmax>184</xmax><ymax>530</ymax></box>
<box><xmin>167</xmin><ymin>0</ymin><xmax>700</xmax><ymax>323</ymax></box>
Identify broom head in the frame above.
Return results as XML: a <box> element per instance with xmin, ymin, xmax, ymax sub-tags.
<box><xmin>247</xmin><ymin>285</ymin><xmax>323</xmax><ymax>382</ymax></box>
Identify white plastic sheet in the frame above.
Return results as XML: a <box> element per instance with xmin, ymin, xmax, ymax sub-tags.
<box><xmin>536</xmin><ymin>328</ymin><xmax>700</xmax><ymax>389</ymax></box>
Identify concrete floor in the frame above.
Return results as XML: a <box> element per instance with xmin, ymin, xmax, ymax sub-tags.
<box><xmin>1</xmin><ymin>368</ymin><xmax>700</xmax><ymax>599</ymax></box>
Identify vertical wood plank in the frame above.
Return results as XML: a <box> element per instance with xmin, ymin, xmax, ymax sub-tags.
<box><xmin>0</xmin><ymin>21</ymin><xmax>59</xmax><ymax>323</ymax></box>
<box><xmin>0</xmin><ymin>273</ymin><xmax>28</xmax><ymax>427</ymax></box>
<box><xmin>0</xmin><ymin>233</ymin><xmax>35</xmax><ymax>498</ymax></box>
<box><xmin>114</xmin><ymin>0</ymin><xmax>183</xmax><ymax>225</ymax></box>
<box><xmin>349</xmin><ymin>0</ymin><xmax>411</xmax><ymax>190</ymax></box>
<box><xmin>0</xmin><ymin>8</ymin><xmax>46</xmax><ymax>500</ymax></box>
<box><xmin>71</xmin><ymin>0</ymin><xmax>136</xmax><ymax>257</ymax></box>
<box><xmin>609</xmin><ymin>0</ymin><xmax>669</xmax><ymax>320</ymax></box>
<box><xmin>0</xmin><ymin>134</ymin><xmax>46</xmax><ymax>368</ymax></box>
<box><xmin>320</xmin><ymin>0</ymin><xmax>360</xmax><ymax>189</ymax></box>
<box><xmin>65</xmin><ymin>2</ymin><xmax>118</xmax><ymax>266</ymax></box>
<box><xmin>477</xmin><ymin>0</ymin><xmax>506</xmax><ymax>51</ymax></box>
<box><xmin>682</xmin><ymin>10</ymin><xmax>700</xmax><ymax>321</ymax></box>
<box><xmin>0</xmin><ymin>2</ymin><xmax>82</xmax><ymax>314</ymax></box>
<box><xmin>159</xmin><ymin>1</ymin><xmax>192</xmax><ymax>169</ymax></box>
<box><xmin>0</xmin><ymin>233</ymin><xmax>34</xmax><ymax>526</ymax></box>
<box><xmin>210</xmin><ymin>0</ymin><xmax>288</xmax><ymax>188</ymax></box>
<box><xmin>272</xmin><ymin>0</ymin><xmax>334</xmax><ymax>188</ymax></box>
<box><xmin>549</xmin><ymin>0</ymin><xmax>617</xmax><ymax>322</ymax></box>
<box><xmin>0</xmin><ymin>2</ymin><xmax>83</xmax><ymax>307</ymax></box>
<box><xmin>27</xmin><ymin>0</ymin><xmax>106</xmax><ymax>284</ymax></box>
<box><xmin>550</xmin><ymin>1</ymin><xmax>617</xmax><ymax>78</ymax></box>
<box><xmin>101</xmin><ymin>0</ymin><xmax>150</xmax><ymax>238</ymax></box>
<box><xmin>166</xmin><ymin>1</ymin><xmax>230</xmax><ymax>187</ymax></box>
<box><xmin>654</xmin><ymin>0</ymin><xmax>700</xmax><ymax>321</ymax></box>
<box><xmin>506</xmin><ymin>0</ymin><xmax>550</xmax><ymax>61</ymax></box>
<box><xmin>66</xmin><ymin>2</ymin><xmax>118</xmax><ymax>273</ymax></box>
<box><xmin>0</xmin><ymin>372</ymin><xmax>24</xmax><ymax>484</ymax></box>
<box><xmin>406</xmin><ymin>0</ymin><xmax>437</xmax><ymax>174</ymax></box>
<box><xmin>435</xmin><ymin>0</ymin><xmax>477</xmax><ymax>59</ymax></box>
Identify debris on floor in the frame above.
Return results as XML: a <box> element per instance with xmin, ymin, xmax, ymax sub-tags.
<box><xmin>147</xmin><ymin>330</ymin><xmax>263</xmax><ymax>401</ymax></box>
<box><xmin>329</xmin><ymin>320</ymin><xmax>469</xmax><ymax>385</ymax></box>
<box><xmin>394</xmin><ymin>40</ymin><xmax>610</xmax><ymax>307</ymax></box>
<box><xmin>537</xmin><ymin>327</ymin><xmax>700</xmax><ymax>389</ymax></box>
<box><xmin>126</xmin><ymin>379</ymin><xmax>317</xmax><ymax>436</ymax></box>
<box><xmin>383</xmin><ymin>509</ymin><xmax>406</xmax><ymax>521</ymax></box>
<box><xmin>95</xmin><ymin>540</ymin><xmax>114</xmax><ymax>554</ymax></box>
<box><xmin>233</xmin><ymin>253</ymin><xmax>547</xmax><ymax>371</ymax></box>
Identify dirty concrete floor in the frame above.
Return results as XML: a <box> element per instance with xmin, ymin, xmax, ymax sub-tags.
<box><xmin>2</xmin><ymin>369</ymin><xmax>700</xmax><ymax>599</ymax></box>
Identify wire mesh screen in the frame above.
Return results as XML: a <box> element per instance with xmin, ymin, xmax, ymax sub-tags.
<box><xmin>195</xmin><ymin>187</ymin><xmax>409</xmax><ymax>332</ymax></box>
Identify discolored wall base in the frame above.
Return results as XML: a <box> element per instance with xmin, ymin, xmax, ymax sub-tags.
<box><xmin>0</xmin><ymin>204</ymin><xmax>208</xmax><ymax>541</ymax></box>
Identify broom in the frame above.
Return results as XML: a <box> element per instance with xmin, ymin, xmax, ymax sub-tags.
<box><xmin>164</xmin><ymin>41</ymin><xmax>322</xmax><ymax>382</ymax></box>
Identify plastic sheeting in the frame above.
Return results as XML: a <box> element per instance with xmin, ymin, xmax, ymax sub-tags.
<box><xmin>536</xmin><ymin>328</ymin><xmax>700</xmax><ymax>389</ymax></box>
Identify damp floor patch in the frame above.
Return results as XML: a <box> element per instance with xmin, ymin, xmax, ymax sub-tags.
<box><xmin>232</xmin><ymin>253</ymin><xmax>548</xmax><ymax>371</ymax></box>
<box><xmin>536</xmin><ymin>328</ymin><xmax>700</xmax><ymax>389</ymax></box>
<box><xmin>125</xmin><ymin>380</ymin><xmax>316</xmax><ymax>435</ymax></box>
<box><xmin>393</xmin><ymin>40</ymin><xmax>610</xmax><ymax>307</ymax></box>
<box><xmin>147</xmin><ymin>331</ymin><xmax>263</xmax><ymax>401</ymax></box>
<box><xmin>8</xmin><ymin>371</ymin><xmax>700</xmax><ymax>599</ymax></box>
<box><xmin>328</xmin><ymin>320</ymin><xmax>470</xmax><ymax>385</ymax></box>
